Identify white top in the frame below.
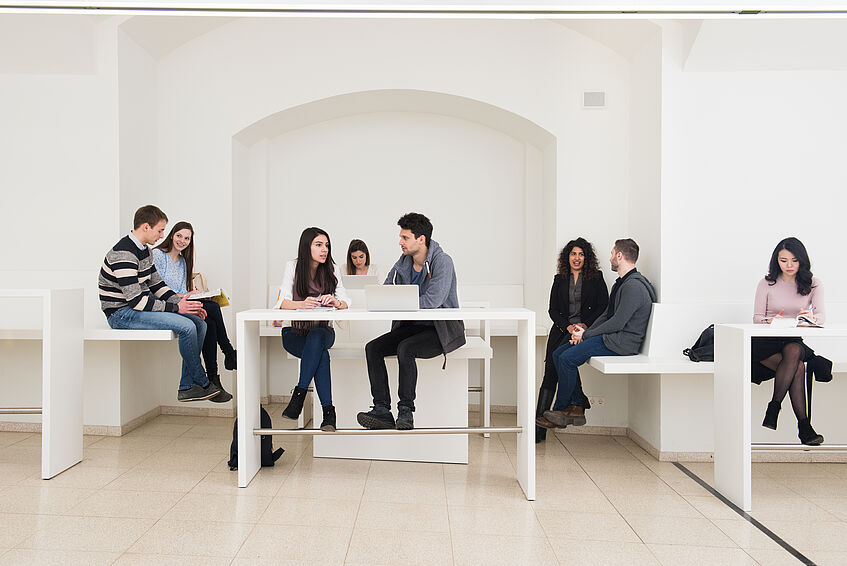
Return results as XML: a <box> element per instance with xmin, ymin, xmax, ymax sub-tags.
<box><xmin>278</xmin><ymin>260</ymin><xmax>352</xmax><ymax>306</ymax></box>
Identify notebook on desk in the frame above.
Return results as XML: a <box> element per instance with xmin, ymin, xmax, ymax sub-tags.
<box><xmin>365</xmin><ymin>285</ymin><xmax>419</xmax><ymax>312</ymax></box>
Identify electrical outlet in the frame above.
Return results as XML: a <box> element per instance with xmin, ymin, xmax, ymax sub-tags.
<box><xmin>588</xmin><ymin>396</ymin><xmax>605</xmax><ymax>406</ymax></box>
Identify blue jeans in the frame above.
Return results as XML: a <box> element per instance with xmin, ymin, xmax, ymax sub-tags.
<box><xmin>552</xmin><ymin>335</ymin><xmax>617</xmax><ymax>410</ymax></box>
<box><xmin>107</xmin><ymin>306</ymin><xmax>209</xmax><ymax>390</ymax></box>
<box><xmin>282</xmin><ymin>326</ymin><xmax>335</xmax><ymax>407</ymax></box>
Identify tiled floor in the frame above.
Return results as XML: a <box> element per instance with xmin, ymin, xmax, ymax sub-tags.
<box><xmin>0</xmin><ymin>409</ymin><xmax>844</xmax><ymax>565</ymax></box>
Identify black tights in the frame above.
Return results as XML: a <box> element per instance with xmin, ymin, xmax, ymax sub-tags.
<box><xmin>763</xmin><ymin>342</ymin><xmax>807</xmax><ymax>421</ymax></box>
<box><xmin>201</xmin><ymin>300</ymin><xmax>235</xmax><ymax>376</ymax></box>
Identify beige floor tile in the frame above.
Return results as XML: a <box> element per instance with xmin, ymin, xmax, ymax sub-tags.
<box><xmin>0</xmin><ymin>432</ymin><xmax>33</xmax><ymax>448</ymax></box>
<box><xmin>800</xmin><ymin>550</ymin><xmax>847</xmax><ymax>566</ymax></box>
<box><xmin>0</xmin><ymin>486</ymin><xmax>94</xmax><ymax>515</ymax></box>
<box><xmin>778</xmin><ymin>477</ymin><xmax>847</xmax><ymax>498</ymax></box>
<box><xmin>442</xmin><ymin>464</ymin><xmax>520</xmax><ymax>486</ymax></box>
<box><xmin>531</xmin><ymin>486</ymin><xmax>618</xmax><ymax>513</ymax></box>
<box><xmin>451</xmin><ymin>532</ymin><xmax>557</xmax><ymax>566</ymax></box>
<box><xmin>756</xmin><ymin>462</ymin><xmax>838</xmax><ymax>480</ymax></box>
<box><xmin>448</xmin><ymin>504</ymin><xmax>544</xmax><ymax>537</ymax></box>
<box><xmin>104</xmin><ymin>468</ymin><xmax>207</xmax><ymax>493</ymax></box>
<box><xmin>76</xmin><ymin>448</ymin><xmax>150</xmax><ymax>470</ymax></box>
<box><xmin>647</xmin><ymin>544</ymin><xmax>758</xmax><ymax>566</ymax></box>
<box><xmin>90</xmin><ymin>435</ymin><xmax>174</xmax><ymax>452</ymax></box>
<box><xmin>712</xmin><ymin>518</ymin><xmax>787</xmax><ymax>550</ymax></box>
<box><xmin>766</xmin><ymin>520</ymin><xmax>847</xmax><ymax>552</ymax></box>
<box><xmin>591</xmin><ymin>474</ymin><xmax>678</xmax><ymax>496</ymax></box>
<box><xmin>748</xmin><ymin>496</ymin><xmax>838</xmax><ymax>522</ymax></box>
<box><xmin>0</xmin><ymin>463</ymin><xmax>40</xmax><ymax>486</ymax></box>
<box><xmin>259</xmin><ymin>495</ymin><xmax>359</xmax><ymax>527</ymax></box>
<box><xmin>445</xmin><ymin>480</ymin><xmax>531</xmax><ymax>508</ymax></box>
<box><xmin>355</xmin><ymin>500</ymin><xmax>449</xmax><ymax>532</ymax></box>
<box><xmin>626</xmin><ymin>514</ymin><xmax>737</xmax><ymax>547</ymax></box>
<box><xmin>123</xmin><ymin>422</ymin><xmax>194</xmax><ymax>437</ymax></box>
<box><xmin>0</xmin><ymin>549</ymin><xmax>120</xmax><ymax>565</ymax></box>
<box><xmin>20</xmin><ymin>466</ymin><xmax>125</xmax><ymax>490</ymax></box>
<box><xmin>548</xmin><ymin>538</ymin><xmax>660</xmax><ymax>566</ymax></box>
<box><xmin>114</xmin><ymin>553</ymin><xmax>233</xmax><ymax>565</ymax></box>
<box><xmin>743</xmin><ymin>546</ymin><xmax>813</xmax><ymax>566</ymax></box>
<box><xmin>17</xmin><ymin>515</ymin><xmax>155</xmax><ymax>552</ymax></box>
<box><xmin>366</xmin><ymin>460</ymin><xmax>446</xmax><ymax>483</ymax></box>
<box><xmin>63</xmin><ymin>489</ymin><xmax>182</xmax><ymax>519</ymax></box>
<box><xmin>291</xmin><ymin>456</ymin><xmax>371</xmax><ymax>478</ymax></box>
<box><xmin>235</xmin><ymin>524</ymin><xmax>351</xmax><ymax>563</ymax></box>
<box><xmin>362</xmin><ymin>478</ymin><xmax>446</xmax><ymax>504</ymax></box>
<box><xmin>684</xmin><ymin>495</ymin><xmax>745</xmax><ymax>520</ymax></box>
<box><xmin>0</xmin><ymin>513</ymin><xmax>52</xmax><ymax>549</ymax></box>
<box><xmin>132</xmin><ymin>451</ymin><xmax>227</xmax><ymax>472</ymax></box>
<box><xmin>128</xmin><ymin>519</ymin><xmax>253</xmax><ymax>557</ymax></box>
<box><xmin>163</xmin><ymin>492</ymin><xmax>272</xmax><ymax>523</ymax></box>
<box><xmin>157</xmin><ymin>436</ymin><xmax>232</xmax><ymax>455</ymax></box>
<box><xmin>0</xmin><ymin>433</ymin><xmax>42</xmax><ymax>448</ymax></box>
<box><xmin>0</xmin><ymin>446</ymin><xmax>41</xmax><ymax>465</ymax></box>
<box><xmin>809</xmin><ymin>496</ymin><xmax>847</xmax><ymax>521</ymax></box>
<box><xmin>534</xmin><ymin>509</ymin><xmax>640</xmax><ymax>542</ymax></box>
<box><xmin>818</xmin><ymin>463</ymin><xmax>847</xmax><ymax>479</ymax></box>
<box><xmin>190</xmin><ymin>470</ymin><xmax>287</xmax><ymax>497</ymax></box>
<box><xmin>279</xmin><ymin>473</ymin><xmax>366</xmax><ymax>501</ymax></box>
<box><xmin>180</xmin><ymin>424</ymin><xmax>238</xmax><ymax>439</ymax></box>
<box><xmin>605</xmin><ymin>492</ymin><xmax>701</xmax><ymax>519</ymax></box>
<box><xmin>345</xmin><ymin>528</ymin><xmax>453</xmax><ymax>565</ymax></box>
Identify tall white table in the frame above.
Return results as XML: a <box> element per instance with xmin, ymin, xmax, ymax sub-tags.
<box><xmin>714</xmin><ymin>323</ymin><xmax>847</xmax><ymax>511</ymax></box>
<box><xmin>0</xmin><ymin>289</ymin><xmax>84</xmax><ymax>478</ymax></box>
<box><xmin>236</xmin><ymin>307</ymin><xmax>536</xmax><ymax>500</ymax></box>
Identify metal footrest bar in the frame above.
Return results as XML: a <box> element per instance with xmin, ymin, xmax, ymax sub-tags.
<box><xmin>254</xmin><ymin>426</ymin><xmax>522</xmax><ymax>436</ymax></box>
<box><xmin>468</xmin><ymin>386</ymin><xmax>483</xmax><ymax>392</ymax></box>
<box><xmin>0</xmin><ymin>407</ymin><xmax>42</xmax><ymax>415</ymax></box>
<box><xmin>752</xmin><ymin>443</ymin><xmax>847</xmax><ymax>451</ymax></box>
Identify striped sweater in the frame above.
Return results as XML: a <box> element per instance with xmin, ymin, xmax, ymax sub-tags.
<box><xmin>99</xmin><ymin>235</ymin><xmax>179</xmax><ymax>318</ymax></box>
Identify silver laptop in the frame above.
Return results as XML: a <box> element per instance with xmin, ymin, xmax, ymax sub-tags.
<box><xmin>365</xmin><ymin>285</ymin><xmax>419</xmax><ymax>311</ymax></box>
<box><xmin>341</xmin><ymin>274</ymin><xmax>379</xmax><ymax>290</ymax></box>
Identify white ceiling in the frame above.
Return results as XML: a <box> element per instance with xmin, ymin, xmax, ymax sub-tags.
<box><xmin>119</xmin><ymin>15</ymin><xmax>234</xmax><ymax>59</ymax></box>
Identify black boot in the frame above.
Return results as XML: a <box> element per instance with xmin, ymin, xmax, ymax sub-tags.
<box><xmin>282</xmin><ymin>386</ymin><xmax>307</xmax><ymax>420</ymax></box>
<box><xmin>207</xmin><ymin>374</ymin><xmax>233</xmax><ymax>403</ymax></box>
<box><xmin>535</xmin><ymin>387</ymin><xmax>556</xmax><ymax>443</ymax></box>
<box><xmin>320</xmin><ymin>405</ymin><xmax>336</xmax><ymax>432</ymax></box>
<box><xmin>798</xmin><ymin>418</ymin><xmax>824</xmax><ymax>446</ymax></box>
<box><xmin>762</xmin><ymin>400</ymin><xmax>780</xmax><ymax>430</ymax></box>
<box><xmin>224</xmin><ymin>350</ymin><xmax>237</xmax><ymax>371</ymax></box>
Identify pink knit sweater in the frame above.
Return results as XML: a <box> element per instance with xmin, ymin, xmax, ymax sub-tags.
<box><xmin>753</xmin><ymin>276</ymin><xmax>825</xmax><ymax>324</ymax></box>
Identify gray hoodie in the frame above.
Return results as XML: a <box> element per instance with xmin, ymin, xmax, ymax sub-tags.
<box><xmin>583</xmin><ymin>269</ymin><xmax>657</xmax><ymax>355</ymax></box>
<box><xmin>384</xmin><ymin>240</ymin><xmax>466</xmax><ymax>354</ymax></box>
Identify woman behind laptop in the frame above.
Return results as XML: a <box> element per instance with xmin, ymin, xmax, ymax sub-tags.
<box><xmin>535</xmin><ymin>237</ymin><xmax>608</xmax><ymax>442</ymax></box>
<box><xmin>346</xmin><ymin>238</ymin><xmax>381</xmax><ymax>281</ymax></box>
<box><xmin>753</xmin><ymin>237</ymin><xmax>824</xmax><ymax>445</ymax></box>
<box><xmin>153</xmin><ymin>221</ymin><xmax>236</xmax><ymax>403</ymax></box>
<box><xmin>277</xmin><ymin>227</ymin><xmax>350</xmax><ymax>432</ymax></box>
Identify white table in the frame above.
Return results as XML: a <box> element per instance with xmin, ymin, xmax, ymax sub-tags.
<box><xmin>236</xmin><ymin>307</ymin><xmax>536</xmax><ymax>500</ymax></box>
<box><xmin>0</xmin><ymin>289</ymin><xmax>84</xmax><ymax>479</ymax></box>
<box><xmin>714</xmin><ymin>323</ymin><xmax>847</xmax><ymax>511</ymax></box>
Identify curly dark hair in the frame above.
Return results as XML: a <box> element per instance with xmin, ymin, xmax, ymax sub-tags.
<box><xmin>557</xmin><ymin>237</ymin><xmax>600</xmax><ymax>279</ymax></box>
<box><xmin>765</xmin><ymin>237</ymin><xmax>815</xmax><ymax>296</ymax></box>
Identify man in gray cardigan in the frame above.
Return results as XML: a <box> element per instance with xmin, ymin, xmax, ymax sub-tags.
<box><xmin>357</xmin><ymin>213</ymin><xmax>465</xmax><ymax>430</ymax></box>
<box><xmin>543</xmin><ymin>238</ymin><xmax>656</xmax><ymax>427</ymax></box>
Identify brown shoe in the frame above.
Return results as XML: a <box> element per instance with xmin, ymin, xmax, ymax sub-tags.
<box><xmin>564</xmin><ymin>405</ymin><xmax>586</xmax><ymax>426</ymax></box>
<box><xmin>542</xmin><ymin>409</ymin><xmax>570</xmax><ymax>427</ymax></box>
<box><xmin>535</xmin><ymin>415</ymin><xmax>561</xmax><ymax>429</ymax></box>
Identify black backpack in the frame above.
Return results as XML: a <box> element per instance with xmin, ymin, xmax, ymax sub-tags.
<box><xmin>228</xmin><ymin>406</ymin><xmax>284</xmax><ymax>470</ymax></box>
<box><xmin>683</xmin><ymin>324</ymin><xmax>714</xmax><ymax>362</ymax></box>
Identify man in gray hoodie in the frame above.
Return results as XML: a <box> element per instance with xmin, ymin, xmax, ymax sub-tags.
<box><xmin>357</xmin><ymin>213</ymin><xmax>465</xmax><ymax>430</ymax></box>
<box><xmin>543</xmin><ymin>238</ymin><xmax>657</xmax><ymax>427</ymax></box>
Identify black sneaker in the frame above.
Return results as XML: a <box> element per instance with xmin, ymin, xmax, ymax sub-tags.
<box><xmin>207</xmin><ymin>374</ymin><xmax>233</xmax><ymax>403</ymax></box>
<box><xmin>177</xmin><ymin>382</ymin><xmax>222</xmax><ymax>402</ymax></box>
<box><xmin>396</xmin><ymin>407</ymin><xmax>414</xmax><ymax>430</ymax></box>
<box><xmin>357</xmin><ymin>406</ymin><xmax>395</xmax><ymax>429</ymax></box>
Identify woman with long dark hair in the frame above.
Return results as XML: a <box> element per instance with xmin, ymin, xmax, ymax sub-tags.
<box><xmin>277</xmin><ymin>227</ymin><xmax>350</xmax><ymax>431</ymax></box>
<box><xmin>535</xmin><ymin>237</ymin><xmax>608</xmax><ymax>442</ymax></box>
<box><xmin>753</xmin><ymin>237</ymin><xmax>825</xmax><ymax>445</ymax></box>
<box><xmin>153</xmin><ymin>222</ymin><xmax>236</xmax><ymax>402</ymax></box>
<box><xmin>346</xmin><ymin>239</ymin><xmax>381</xmax><ymax>280</ymax></box>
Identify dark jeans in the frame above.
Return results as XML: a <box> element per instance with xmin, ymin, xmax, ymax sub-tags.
<box><xmin>365</xmin><ymin>323</ymin><xmax>443</xmax><ymax>411</ymax></box>
<box><xmin>282</xmin><ymin>326</ymin><xmax>335</xmax><ymax>406</ymax></box>
<box><xmin>201</xmin><ymin>300</ymin><xmax>235</xmax><ymax>376</ymax></box>
<box><xmin>539</xmin><ymin>327</ymin><xmax>590</xmax><ymax>409</ymax></box>
<box><xmin>552</xmin><ymin>335</ymin><xmax>617</xmax><ymax>410</ymax></box>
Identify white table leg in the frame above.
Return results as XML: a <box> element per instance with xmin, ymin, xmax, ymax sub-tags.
<box><xmin>481</xmin><ymin>320</ymin><xmax>491</xmax><ymax>438</ymax></box>
<box><xmin>516</xmin><ymin>316</ymin><xmax>536</xmax><ymax>500</ymax></box>
<box><xmin>237</xmin><ymin>319</ymin><xmax>262</xmax><ymax>487</ymax></box>
<box><xmin>42</xmin><ymin>289</ymin><xmax>83</xmax><ymax>479</ymax></box>
<box><xmin>714</xmin><ymin>324</ymin><xmax>752</xmax><ymax>511</ymax></box>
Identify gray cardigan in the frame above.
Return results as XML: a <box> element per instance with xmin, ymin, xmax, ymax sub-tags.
<box><xmin>384</xmin><ymin>240</ymin><xmax>466</xmax><ymax>354</ymax></box>
<box><xmin>583</xmin><ymin>269</ymin><xmax>657</xmax><ymax>355</ymax></box>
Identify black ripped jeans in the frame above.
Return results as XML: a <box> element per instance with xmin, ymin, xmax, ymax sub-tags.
<box><xmin>201</xmin><ymin>300</ymin><xmax>235</xmax><ymax>376</ymax></box>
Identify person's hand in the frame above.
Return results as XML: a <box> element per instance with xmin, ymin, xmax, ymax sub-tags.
<box><xmin>318</xmin><ymin>295</ymin><xmax>337</xmax><ymax>306</ymax></box>
<box><xmin>566</xmin><ymin>324</ymin><xmax>577</xmax><ymax>334</ymax></box>
<box><xmin>300</xmin><ymin>297</ymin><xmax>320</xmax><ymax>309</ymax></box>
<box><xmin>178</xmin><ymin>296</ymin><xmax>206</xmax><ymax>318</ymax></box>
<box><xmin>576</xmin><ymin>323</ymin><xmax>588</xmax><ymax>330</ymax></box>
<box><xmin>570</xmin><ymin>326</ymin><xmax>585</xmax><ymax>344</ymax></box>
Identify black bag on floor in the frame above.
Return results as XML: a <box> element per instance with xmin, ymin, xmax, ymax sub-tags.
<box><xmin>683</xmin><ymin>324</ymin><xmax>714</xmax><ymax>362</ymax></box>
<box><xmin>228</xmin><ymin>406</ymin><xmax>284</xmax><ymax>470</ymax></box>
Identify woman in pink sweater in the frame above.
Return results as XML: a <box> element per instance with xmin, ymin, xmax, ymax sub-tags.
<box><xmin>753</xmin><ymin>237</ymin><xmax>824</xmax><ymax>445</ymax></box>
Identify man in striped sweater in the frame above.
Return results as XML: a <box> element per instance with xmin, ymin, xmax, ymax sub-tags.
<box><xmin>99</xmin><ymin>205</ymin><xmax>222</xmax><ymax>402</ymax></box>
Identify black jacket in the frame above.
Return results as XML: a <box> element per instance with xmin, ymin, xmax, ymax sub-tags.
<box><xmin>548</xmin><ymin>272</ymin><xmax>609</xmax><ymax>334</ymax></box>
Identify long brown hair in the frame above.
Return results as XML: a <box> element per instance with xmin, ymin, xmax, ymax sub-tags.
<box><xmin>295</xmin><ymin>227</ymin><xmax>337</xmax><ymax>298</ymax></box>
<box><xmin>346</xmin><ymin>239</ymin><xmax>371</xmax><ymax>275</ymax></box>
<box><xmin>155</xmin><ymin>221</ymin><xmax>195</xmax><ymax>290</ymax></box>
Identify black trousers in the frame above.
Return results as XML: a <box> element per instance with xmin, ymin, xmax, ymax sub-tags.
<box><xmin>201</xmin><ymin>300</ymin><xmax>234</xmax><ymax>376</ymax></box>
<box><xmin>365</xmin><ymin>323</ymin><xmax>443</xmax><ymax>411</ymax></box>
<box><xmin>539</xmin><ymin>326</ymin><xmax>590</xmax><ymax>408</ymax></box>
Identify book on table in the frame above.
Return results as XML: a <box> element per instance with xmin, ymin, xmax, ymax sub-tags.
<box><xmin>769</xmin><ymin>314</ymin><xmax>823</xmax><ymax>329</ymax></box>
<box><xmin>187</xmin><ymin>288</ymin><xmax>230</xmax><ymax>308</ymax></box>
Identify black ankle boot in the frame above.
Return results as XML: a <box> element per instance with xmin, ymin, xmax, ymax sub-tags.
<box><xmin>282</xmin><ymin>386</ymin><xmax>307</xmax><ymax>420</ymax></box>
<box><xmin>207</xmin><ymin>374</ymin><xmax>233</xmax><ymax>403</ymax></box>
<box><xmin>535</xmin><ymin>388</ymin><xmax>556</xmax><ymax>443</ymax></box>
<box><xmin>762</xmin><ymin>400</ymin><xmax>780</xmax><ymax>430</ymax></box>
<box><xmin>224</xmin><ymin>350</ymin><xmax>237</xmax><ymax>371</ymax></box>
<box><xmin>320</xmin><ymin>405</ymin><xmax>336</xmax><ymax>432</ymax></box>
<box><xmin>798</xmin><ymin>418</ymin><xmax>824</xmax><ymax>446</ymax></box>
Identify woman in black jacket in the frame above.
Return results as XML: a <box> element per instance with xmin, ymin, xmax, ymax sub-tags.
<box><xmin>535</xmin><ymin>237</ymin><xmax>609</xmax><ymax>442</ymax></box>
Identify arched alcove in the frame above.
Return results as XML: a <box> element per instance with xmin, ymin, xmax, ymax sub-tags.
<box><xmin>231</xmin><ymin>89</ymin><xmax>558</xmax><ymax>320</ymax></box>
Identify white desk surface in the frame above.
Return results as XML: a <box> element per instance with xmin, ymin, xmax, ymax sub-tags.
<box><xmin>238</xmin><ymin>307</ymin><xmax>536</xmax><ymax>322</ymax></box>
